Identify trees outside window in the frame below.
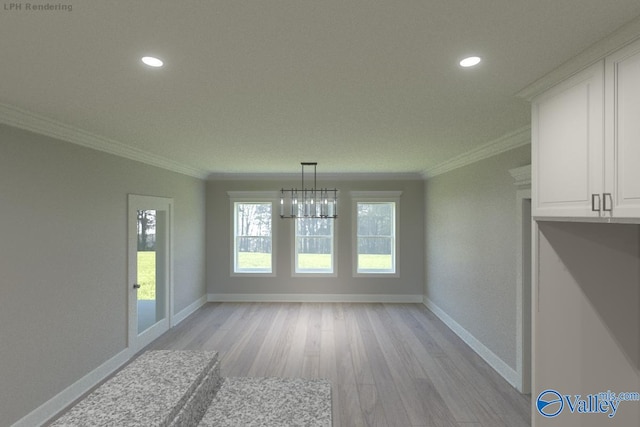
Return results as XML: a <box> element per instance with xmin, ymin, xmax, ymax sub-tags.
<box><xmin>352</xmin><ymin>191</ymin><xmax>401</xmax><ymax>276</ymax></box>
<box><xmin>295</xmin><ymin>217</ymin><xmax>335</xmax><ymax>274</ymax></box>
<box><xmin>233</xmin><ymin>202</ymin><xmax>273</xmax><ymax>274</ymax></box>
<box><xmin>137</xmin><ymin>210</ymin><xmax>156</xmax><ymax>251</ymax></box>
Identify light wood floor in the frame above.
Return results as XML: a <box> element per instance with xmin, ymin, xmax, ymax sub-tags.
<box><xmin>146</xmin><ymin>302</ymin><xmax>530</xmax><ymax>427</ymax></box>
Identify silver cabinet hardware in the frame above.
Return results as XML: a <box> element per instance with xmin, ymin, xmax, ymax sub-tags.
<box><xmin>591</xmin><ymin>194</ymin><xmax>601</xmax><ymax>212</ymax></box>
<box><xmin>603</xmin><ymin>193</ymin><xmax>613</xmax><ymax>212</ymax></box>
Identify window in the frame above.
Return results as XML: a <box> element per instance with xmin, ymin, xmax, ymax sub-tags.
<box><xmin>234</xmin><ymin>202</ymin><xmax>273</xmax><ymax>273</ymax></box>
<box><xmin>352</xmin><ymin>191</ymin><xmax>401</xmax><ymax>276</ymax></box>
<box><xmin>229</xmin><ymin>192</ymin><xmax>276</xmax><ymax>275</ymax></box>
<box><xmin>295</xmin><ymin>217</ymin><xmax>335</xmax><ymax>275</ymax></box>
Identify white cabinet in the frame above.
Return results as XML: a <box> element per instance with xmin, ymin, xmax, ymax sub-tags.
<box><xmin>532</xmin><ymin>61</ymin><xmax>604</xmax><ymax>218</ymax></box>
<box><xmin>533</xmin><ymin>37</ymin><xmax>640</xmax><ymax>221</ymax></box>
<box><xmin>604</xmin><ymin>39</ymin><xmax>640</xmax><ymax>218</ymax></box>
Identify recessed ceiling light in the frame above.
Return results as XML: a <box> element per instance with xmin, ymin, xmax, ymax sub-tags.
<box><xmin>460</xmin><ymin>56</ymin><xmax>481</xmax><ymax>67</ymax></box>
<box><xmin>141</xmin><ymin>56</ymin><xmax>164</xmax><ymax>67</ymax></box>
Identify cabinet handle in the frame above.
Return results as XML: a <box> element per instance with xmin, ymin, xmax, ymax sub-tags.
<box><xmin>591</xmin><ymin>194</ymin><xmax>601</xmax><ymax>212</ymax></box>
<box><xmin>603</xmin><ymin>193</ymin><xmax>613</xmax><ymax>212</ymax></box>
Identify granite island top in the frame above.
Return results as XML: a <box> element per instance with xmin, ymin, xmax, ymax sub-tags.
<box><xmin>49</xmin><ymin>350</ymin><xmax>331</xmax><ymax>427</ymax></box>
<box><xmin>51</xmin><ymin>350</ymin><xmax>221</xmax><ymax>427</ymax></box>
<box><xmin>199</xmin><ymin>377</ymin><xmax>332</xmax><ymax>427</ymax></box>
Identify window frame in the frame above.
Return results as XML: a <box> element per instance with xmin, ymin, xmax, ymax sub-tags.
<box><xmin>292</xmin><ymin>216</ymin><xmax>337</xmax><ymax>277</ymax></box>
<box><xmin>228</xmin><ymin>191</ymin><xmax>278</xmax><ymax>277</ymax></box>
<box><xmin>351</xmin><ymin>191</ymin><xmax>401</xmax><ymax>277</ymax></box>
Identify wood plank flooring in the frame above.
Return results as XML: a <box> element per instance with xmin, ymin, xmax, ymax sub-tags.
<box><xmin>146</xmin><ymin>302</ymin><xmax>531</xmax><ymax>427</ymax></box>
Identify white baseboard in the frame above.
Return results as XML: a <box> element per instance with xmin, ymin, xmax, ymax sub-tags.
<box><xmin>12</xmin><ymin>348</ymin><xmax>130</xmax><ymax>427</ymax></box>
<box><xmin>208</xmin><ymin>293</ymin><xmax>424</xmax><ymax>303</ymax></box>
<box><xmin>423</xmin><ymin>297</ymin><xmax>519</xmax><ymax>389</ymax></box>
<box><xmin>172</xmin><ymin>295</ymin><xmax>207</xmax><ymax>327</ymax></box>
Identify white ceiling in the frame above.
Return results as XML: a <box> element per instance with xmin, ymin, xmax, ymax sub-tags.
<box><xmin>1</xmin><ymin>1</ymin><xmax>640</xmax><ymax>177</ymax></box>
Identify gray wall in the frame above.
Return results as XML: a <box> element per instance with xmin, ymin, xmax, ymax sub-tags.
<box><xmin>0</xmin><ymin>124</ymin><xmax>206</xmax><ymax>426</ymax></box>
<box><xmin>424</xmin><ymin>145</ymin><xmax>531</xmax><ymax>370</ymax></box>
<box><xmin>206</xmin><ymin>178</ymin><xmax>424</xmax><ymax>297</ymax></box>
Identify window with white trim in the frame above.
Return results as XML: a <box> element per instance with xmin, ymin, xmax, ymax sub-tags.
<box><xmin>229</xmin><ymin>192</ymin><xmax>276</xmax><ymax>275</ymax></box>
<box><xmin>352</xmin><ymin>191</ymin><xmax>401</xmax><ymax>276</ymax></box>
<box><xmin>294</xmin><ymin>217</ymin><xmax>335</xmax><ymax>275</ymax></box>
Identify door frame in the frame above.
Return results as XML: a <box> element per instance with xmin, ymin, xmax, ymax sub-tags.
<box><xmin>509</xmin><ymin>165</ymin><xmax>532</xmax><ymax>394</ymax></box>
<box><xmin>515</xmin><ymin>190</ymin><xmax>532</xmax><ymax>394</ymax></box>
<box><xmin>127</xmin><ymin>194</ymin><xmax>174</xmax><ymax>353</ymax></box>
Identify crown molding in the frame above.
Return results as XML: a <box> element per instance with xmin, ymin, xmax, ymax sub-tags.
<box><xmin>207</xmin><ymin>172</ymin><xmax>424</xmax><ymax>181</ymax></box>
<box><xmin>422</xmin><ymin>126</ymin><xmax>531</xmax><ymax>179</ymax></box>
<box><xmin>516</xmin><ymin>16</ymin><xmax>640</xmax><ymax>100</ymax></box>
<box><xmin>0</xmin><ymin>100</ymin><xmax>530</xmax><ymax>182</ymax></box>
<box><xmin>0</xmin><ymin>103</ymin><xmax>209</xmax><ymax>179</ymax></box>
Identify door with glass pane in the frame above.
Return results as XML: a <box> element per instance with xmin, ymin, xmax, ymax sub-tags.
<box><xmin>128</xmin><ymin>195</ymin><xmax>173</xmax><ymax>352</ymax></box>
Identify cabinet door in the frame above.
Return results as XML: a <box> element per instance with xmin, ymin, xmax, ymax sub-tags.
<box><xmin>605</xmin><ymin>39</ymin><xmax>640</xmax><ymax>218</ymax></box>
<box><xmin>532</xmin><ymin>61</ymin><xmax>604</xmax><ymax>218</ymax></box>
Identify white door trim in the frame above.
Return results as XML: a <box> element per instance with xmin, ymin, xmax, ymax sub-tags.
<box><xmin>127</xmin><ymin>194</ymin><xmax>174</xmax><ymax>352</ymax></box>
<box><xmin>510</xmin><ymin>165</ymin><xmax>532</xmax><ymax>394</ymax></box>
<box><xmin>515</xmin><ymin>189</ymin><xmax>532</xmax><ymax>394</ymax></box>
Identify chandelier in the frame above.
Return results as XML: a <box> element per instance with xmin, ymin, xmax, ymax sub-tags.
<box><xmin>280</xmin><ymin>162</ymin><xmax>338</xmax><ymax>219</ymax></box>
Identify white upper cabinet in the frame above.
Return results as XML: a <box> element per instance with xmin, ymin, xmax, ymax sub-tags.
<box><xmin>604</xmin><ymin>39</ymin><xmax>640</xmax><ymax>218</ymax></box>
<box><xmin>533</xmin><ymin>36</ymin><xmax>640</xmax><ymax>221</ymax></box>
<box><xmin>532</xmin><ymin>61</ymin><xmax>604</xmax><ymax>218</ymax></box>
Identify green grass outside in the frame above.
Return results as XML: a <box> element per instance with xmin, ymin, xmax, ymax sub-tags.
<box><xmin>358</xmin><ymin>254</ymin><xmax>393</xmax><ymax>270</ymax></box>
<box><xmin>237</xmin><ymin>252</ymin><xmax>391</xmax><ymax>270</ymax></box>
<box><xmin>237</xmin><ymin>252</ymin><xmax>271</xmax><ymax>269</ymax></box>
<box><xmin>137</xmin><ymin>251</ymin><xmax>156</xmax><ymax>300</ymax></box>
<box><xmin>298</xmin><ymin>253</ymin><xmax>332</xmax><ymax>269</ymax></box>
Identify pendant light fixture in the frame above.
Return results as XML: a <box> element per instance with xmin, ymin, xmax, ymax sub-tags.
<box><xmin>280</xmin><ymin>162</ymin><xmax>338</xmax><ymax>219</ymax></box>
